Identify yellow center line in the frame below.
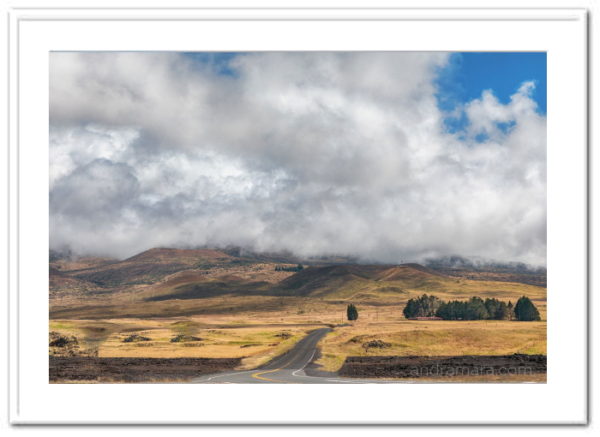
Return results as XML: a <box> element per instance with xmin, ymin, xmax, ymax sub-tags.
<box><xmin>251</xmin><ymin>355</ymin><xmax>300</xmax><ymax>383</ymax></box>
<box><xmin>251</xmin><ymin>368</ymin><xmax>289</xmax><ymax>383</ymax></box>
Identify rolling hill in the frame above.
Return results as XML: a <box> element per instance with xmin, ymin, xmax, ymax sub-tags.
<box><xmin>49</xmin><ymin>247</ymin><xmax>547</xmax><ymax>319</ymax></box>
<box><xmin>52</xmin><ymin>248</ymin><xmax>238</xmax><ymax>288</ymax></box>
<box><xmin>140</xmin><ymin>263</ymin><xmax>461</xmax><ymax>302</ymax></box>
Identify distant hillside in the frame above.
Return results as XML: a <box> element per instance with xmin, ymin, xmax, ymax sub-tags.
<box><xmin>49</xmin><ymin>248</ymin><xmax>547</xmax><ymax>305</ymax></box>
<box><xmin>124</xmin><ymin>248</ymin><xmax>233</xmax><ymax>264</ymax></box>
<box><xmin>54</xmin><ymin>248</ymin><xmax>239</xmax><ymax>288</ymax></box>
<box><xmin>143</xmin><ymin>263</ymin><xmax>446</xmax><ymax>302</ymax></box>
<box><xmin>276</xmin><ymin>264</ymin><xmax>443</xmax><ymax>298</ymax></box>
<box><xmin>50</xmin><ymin>255</ymin><xmax>116</xmax><ymax>272</ymax></box>
<box><xmin>425</xmin><ymin>255</ymin><xmax>546</xmax><ymax>273</ymax></box>
<box><xmin>49</xmin><ymin>267</ymin><xmax>101</xmax><ymax>296</ymax></box>
<box><xmin>425</xmin><ymin>255</ymin><xmax>547</xmax><ymax>287</ymax></box>
<box><xmin>141</xmin><ymin>261</ymin><xmax>545</xmax><ymax>305</ymax></box>
<box><xmin>221</xmin><ymin>247</ymin><xmax>358</xmax><ymax>266</ymax></box>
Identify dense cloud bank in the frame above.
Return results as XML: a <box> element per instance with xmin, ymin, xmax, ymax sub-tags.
<box><xmin>50</xmin><ymin>52</ymin><xmax>546</xmax><ymax>265</ymax></box>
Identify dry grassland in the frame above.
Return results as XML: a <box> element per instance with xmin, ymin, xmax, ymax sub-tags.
<box><xmin>315</xmin><ymin>318</ymin><xmax>546</xmax><ymax>372</ymax></box>
<box><xmin>50</xmin><ymin>317</ymin><xmax>315</xmax><ymax>369</ymax></box>
<box><xmin>50</xmin><ymin>297</ymin><xmax>546</xmax><ymax>374</ymax></box>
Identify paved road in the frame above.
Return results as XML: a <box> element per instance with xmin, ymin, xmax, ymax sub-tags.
<box><xmin>193</xmin><ymin>328</ymin><xmax>394</xmax><ymax>384</ymax></box>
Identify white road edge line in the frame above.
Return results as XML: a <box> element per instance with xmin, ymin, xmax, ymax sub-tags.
<box><xmin>291</xmin><ymin>350</ymin><xmax>315</xmax><ymax>377</ymax></box>
<box><xmin>196</xmin><ymin>329</ymin><xmax>377</xmax><ymax>384</ymax></box>
<box><xmin>195</xmin><ymin>329</ymin><xmax>324</xmax><ymax>383</ymax></box>
<box><xmin>289</xmin><ymin>350</ymin><xmax>367</xmax><ymax>383</ymax></box>
<box><xmin>194</xmin><ymin>369</ymin><xmax>255</xmax><ymax>383</ymax></box>
<box><xmin>289</xmin><ymin>341</ymin><xmax>372</xmax><ymax>383</ymax></box>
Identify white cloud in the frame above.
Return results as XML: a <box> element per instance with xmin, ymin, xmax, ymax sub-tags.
<box><xmin>49</xmin><ymin>52</ymin><xmax>546</xmax><ymax>266</ymax></box>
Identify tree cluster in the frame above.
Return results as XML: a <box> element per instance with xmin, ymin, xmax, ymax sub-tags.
<box><xmin>402</xmin><ymin>294</ymin><xmax>442</xmax><ymax>318</ymax></box>
<box><xmin>274</xmin><ymin>264</ymin><xmax>304</xmax><ymax>272</ymax></box>
<box><xmin>436</xmin><ymin>297</ymin><xmax>507</xmax><ymax>320</ymax></box>
<box><xmin>403</xmin><ymin>294</ymin><xmax>540</xmax><ymax>321</ymax></box>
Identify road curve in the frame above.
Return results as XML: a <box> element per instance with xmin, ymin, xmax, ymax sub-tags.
<box><xmin>193</xmin><ymin>328</ymin><xmax>395</xmax><ymax>384</ymax></box>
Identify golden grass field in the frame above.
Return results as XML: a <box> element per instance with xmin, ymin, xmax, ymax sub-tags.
<box><xmin>314</xmin><ymin>318</ymin><xmax>546</xmax><ymax>372</ymax></box>
<box><xmin>50</xmin><ymin>297</ymin><xmax>546</xmax><ymax>374</ymax></box>
<box><xmin>50</xmin><ymin>317</ymin><xmax>316</xmax><ymax>369</ymax></box>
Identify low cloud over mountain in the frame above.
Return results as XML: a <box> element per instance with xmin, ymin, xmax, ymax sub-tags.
<box><xmin>50</xmin><ymin>52</ymin><xmax>546</xmax><ymax>265</ymax></box>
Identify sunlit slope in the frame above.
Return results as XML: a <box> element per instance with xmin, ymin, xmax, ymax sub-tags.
<box><xmin>140</xmin><ymin>263</ymin><xmax>546</xmax><ymax>304</ymax></box>
<box><xmin>276</xmin><ymin>264</ymin><xmax>544</xmax><ymax>302</ymax></box>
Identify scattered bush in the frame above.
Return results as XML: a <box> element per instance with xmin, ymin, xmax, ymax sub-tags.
<box><xmin>49</xmin><ymin>331</ymin><xmax>97</xmax><ymax>357</ymax></box>
<box><xmin>49</xmin><ymin>331</ymin><xmax>79</xmax><ymax>348</ymax></box>
<box><xmin>170</xmin><ymin>334</ymin><xmax>203</xmax><ymax>343</ymax></box>
<box><xmin>123</xmin><ymin>334</ymin><xmax>151</xmax><ymax>343</ymax></box>
<box><xmin>362</xmin><ymin>339</ymin><xmax>391</xmax><ymax>353</ymax></box>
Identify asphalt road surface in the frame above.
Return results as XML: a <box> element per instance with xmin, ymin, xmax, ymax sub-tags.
<box><xmin>193</xmin><ymin>328</ymin><xmax>394</xmax><ymax>384</ymax></box>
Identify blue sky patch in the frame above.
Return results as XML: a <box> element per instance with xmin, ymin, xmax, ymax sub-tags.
<box><xmin>435</xmin><ymin>52</ymin><xmax>546</xmax><ymax>138</ymax></box>
<box><xmin>182</xmin><ymin>51</ymin><xmax>546</xmax><ymax>143</ymax></box>
<box><xmin>183</xmin><ymin>52</ymin><xmax>240</xmax><ymax>77</ymax></box>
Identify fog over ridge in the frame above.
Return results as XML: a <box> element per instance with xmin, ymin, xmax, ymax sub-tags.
<box><xmin>49</xmin><ymin>52</ymin><xmax>546</xmax><ymax>267</ymax></box>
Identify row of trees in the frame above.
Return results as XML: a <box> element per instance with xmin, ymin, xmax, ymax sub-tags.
<box><xmin>345</xmin><ymin>295</ymin><xmax>540</xmax><ymax>323</ymax></box>
<box><xmin>274</xmin><ymin>264</ymin><xmax>304</xmax><ymax>272</ymax></box>
<box><xmin>403</xmin><ymin>294</ymin><xmax>541</xmax><ymax>321</ymax></box>
<box><xmin>436</xmin><ymin>297</ymin><xmax>512</xmax><ymax>320</ymax></box>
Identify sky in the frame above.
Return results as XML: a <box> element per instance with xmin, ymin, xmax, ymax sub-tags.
<box><xmin>49</xmin><ymin>52</ymin><xmax>547</xmax><ymax>266</ymax></box>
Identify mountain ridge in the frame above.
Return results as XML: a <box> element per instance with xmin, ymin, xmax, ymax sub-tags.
<box><xmin>50</xmin><ymin>247</ymin><xmax>547</xmax><ymax>300</ymax></box>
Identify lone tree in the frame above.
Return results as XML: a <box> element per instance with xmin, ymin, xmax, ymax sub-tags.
<box><xmin>514</xmin><ymin>296</ymin><xmax>541</xmax><ymax>321</ymax></box>
<box><xmin>347</xmin><ymin>304</ymin><xmax>359</xmax><ymax>321</ymax></box>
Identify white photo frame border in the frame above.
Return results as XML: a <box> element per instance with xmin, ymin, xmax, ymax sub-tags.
<box><xmin>7</xmin><ymin>6</ymin><xmax>588</xmax><ymax>425</ymax></box>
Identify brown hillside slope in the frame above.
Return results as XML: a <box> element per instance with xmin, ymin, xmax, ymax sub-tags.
<box><xmin>64</xmin><ymin>248</ymin><xmax>236</xmax><ymax>287</ymax></box>
<box><xmin>277</xmin><ymin>264</ymin><xmax>447</xmax><ymax>298</ymax></box>
<box><xmin>124</xmin><ymin>248</ymin><xmax>233</xmax><ymax>264</ymax></box>
<box><xmin>49</xmin><ymin>267</ymin><xmax>101</xmax><ymax>296</ymax></box>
